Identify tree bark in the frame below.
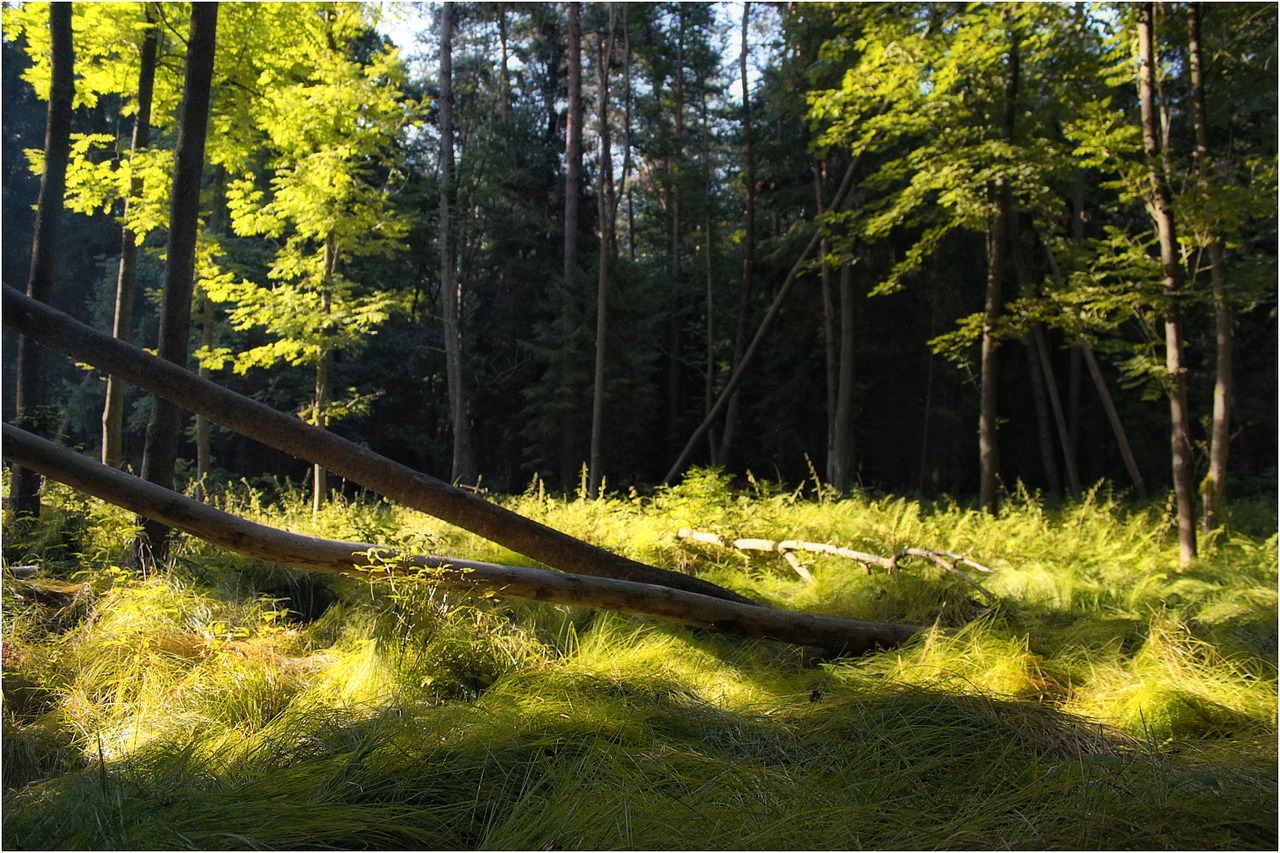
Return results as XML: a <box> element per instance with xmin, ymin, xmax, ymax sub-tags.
<box><xmin>103</xmin><ymin>2</ymin><xmax>158</xmax><ymax>470</ymax></box>
<box><xmin>4</xmin><ymin>283</ymin><xmax>761</xmax><ymax>608</ymax></box>
<box><xmin>137</xmin><ymin>2</ymin><xmax>218</xmax><ymax>569</ymax></box>
<box><xmin>979</xmin><ymin>23</ymin><xmax>1019</xmax><ymax>514</ymax></box>
<box><xmin>831</xmin><ymin>261</ymin><xmax>856</xmax><ymax>492</ymax></box>
<box><xmin>10</xmin><ymin>1</ymin><xmax>75</xmax><ymax>521</ymax></box>
<box><xmin>588</xmin><ymin>12</ymin><xmax>616</xmax><ymax>499</ymax></box>
<box><xmin>1188</xmin><ymin>2</ymin><xmax>1232</xmax><ymax>536</ymax></box>
<box><xmin>664</xmin><ymin>155</ymin><xmax>861</xmax><ymax>484</ymax></box>
<box><xmin>438</xmin><ymin>3</ymin><xmax>476</xmax><ymax>487</ymax></box>
<box><xmin>3</xmin><ymin>423</ymin><xmax>921</xmax><ymax>656</ymax></box>
<box><xmin>717</xmin><ymin>0</ymin><xmax>755</xmax><ymax>466</ymax></box>
<box><xmin>558</xmin><ymin>1</ymin><xmax>584</xmax><ymax>487</ymax></box>
<box><xmin>1137</xmin><ymin>3</ymin><xmax>1196</xmax><ymax>565</ymax></box>
<box><xmin>1082</xmin><ymin>345</ymin><xmax>1148</xmax><ymax>499</ymax></box>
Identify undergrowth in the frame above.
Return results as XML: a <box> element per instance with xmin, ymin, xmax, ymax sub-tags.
<box><xmin>2</xmin><ymin>470</ymin><xmax>1276</xmax><ymax>849</ymax></box>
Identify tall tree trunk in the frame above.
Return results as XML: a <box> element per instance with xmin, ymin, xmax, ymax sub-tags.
<box><xmin>1137</xmin><ymin>3</ymin><xmax>1196</xmax><ymax>565</ymax></box>
<box><xmin>311</xmin><ymin>240</ymin><xmax>337</xmax><ymax>515</ymax></box>
<box><xmin>103</xmin><ymin>3</ymin><xmax>158</xmax><ymax>470</ymax></box>
<box><xmin>664</xmin><ymin>7</ymin><xmax>687</xmax><ymax>459</ymax></box>
<box><xmin>588</xmin><ymin>13</ymin><xmax>616</xmax><ymax>499</ymax></box>
<box><xmin>1082</xmin><ymin>346</ymin><xmax>1148</xmax><ymax>499</ymax></box>
<box><xmin>718</xmin><ymin>0</ymin><xmax>755</xmax><ymax>466</ymax></box>
<box><xmin>195</xmin><ymin>165</ymin><xmax>227</xmax><ymax>504</ymax></box>
<box><xmin>831</xmin><ymin>261</ymin><xmax>856</xmax><ymax>491</ymax></box>
<box><xmin>816</xmin><ymin>159</ymin><xmax>838</xmax><ymax>484</ymax></box>
<box><xmin>622</xmin><ymin>6</ymin><xmax>635</xmax><ymax>261</ymax></box>
<box><xmin>1188</xmin><ymin>3</ymin><xmax>1232</xmax><ymax>536</ymax></box>
<box><xmin>438</xmin><ymin>3</ymin><xmax>476</xmax><ymax>487</ymax></box>
<box><xmin>10</xmin><ymin>1</ymin><xmax>74</xmax><ymax>522</ymax></box>
<box><xmin>979</xmin><ymin>23</ymin><xmax>1018</xmax><ymax>513</ymax></box>
<box><xmin>558</xmin><ymin>1</ymin><xmax>584</xmax><ymax>488</ymax></box>
<box><xmin>136</xmin><ymin>2</ymin><xmax>218</xmax><ymax>570</ymax></box>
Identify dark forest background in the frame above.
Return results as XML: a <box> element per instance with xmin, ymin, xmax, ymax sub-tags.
<box><xmin>2</xmin><ymin>1</ymin><xmax>1275</xmax><ymax>506</ymax></box>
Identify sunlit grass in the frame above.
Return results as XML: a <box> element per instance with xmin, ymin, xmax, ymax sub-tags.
<box><xmin>2</xmin><ymin>471</ymin><xmax>1275</xmax><ymax>848</ymax></box>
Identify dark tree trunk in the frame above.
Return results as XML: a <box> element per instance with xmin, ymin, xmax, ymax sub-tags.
<box><xmin>979</xmin><ymin>23</ymin><xmax>1019</xmax><ymax>514</ymax></box>
<box><xmin>137</xmin><ymin>2</ymin><xmax>218</xmax><ymax>570</ymax></box>
<box><xmin>5</xmin><ymin>283</ymin><xmax>763</xmax><ymax>608</ymax></box>
<box><xmin>718</xmin><ymin>0</ymin><xmax>756</xmax><ymax>466</ymax></box>
<box><xmin>1188</xmin><ymin>3</ymin><xmax>1232</xmax><ymax>536</ymax></box>
<box><xmin>10</xmin><ymin>1</ymin><xmax>75</xmax><ymax>522</ymax></box>
<box><xmin>831</xmin><ymin>261</ymin><xmax>856</xmax><ymax>491</ymax></box>
<box><xmin>1137</xmin><ymin>3</ymin><xmax>1196</xmax><ymax>565</ymax></box>
<box><xmin>438</xmin><ymin>4</ymin><xmax>476</xmax><ymax>486</ymax></box>
<box><xmin>558</xmin><ymin>1</ymin><xmax>584</xmax><ymax>488</ymax></box>
<box><xmin>589</xmin><ymin>13</ymin><xmax>616</xmax><ymax>498</ymax></box>
<box><xmin>103</xmin><ymin>3</ymin><xmax>158</xmax><ymax>470</ymax></box>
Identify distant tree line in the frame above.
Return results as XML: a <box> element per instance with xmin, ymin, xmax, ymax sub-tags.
<box><xmin>3</xmin><ymin>3</ymin><xmax>1275</xmax><ymax>561</ymax></box>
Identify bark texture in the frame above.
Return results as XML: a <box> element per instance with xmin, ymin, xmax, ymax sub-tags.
<box><xmin>10</xmin><ymin>1</ymin><xmax>75</xmax><ymax>520</ymax></box>
<box><xmin>3</xmin><ymin>284</ymin><xmax>761</xmax><ymax>608</ymax></box>
<box><xmin>4</xmin><ymin>423</ymin><xmax>920</xmax><ymax>656</ymax></box>
<box><xmin>138</xmin><ymin>3</ymin><xmax>218</xmax><ymax>568</ymax></box>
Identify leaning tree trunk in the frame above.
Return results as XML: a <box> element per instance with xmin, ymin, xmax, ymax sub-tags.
<box><xmin>5</xmin><ymin>423</ymin><xmax>923</xmax><ymax>656</ymax></box>
<box><xmin>1188</xmin><ymin>3</ymin><xmax>1232</xmax><ymax>536</ymax></box>
<box><xmin>103</xmin><ymin>2</ymin><xmax>158</xmax><ymax>470</ymax></box>
<box><xmin>1137</xmin><ymin>3</ymin><xmax>1196</xmax><ymax>566</ymax></box>
<box><xmin>4</xmin><ymin>283</ymin><xmax>761</xmax><ymax>608</ymax></box>
<box><xmin>137</xmin><ymin>2</ymin><xmax>218</xmax><ymax>570</ymax></box>
<box><xmin>10</xmin><ymin>1</ymin><xmax>74</xmax><ymax>521</ymax></box>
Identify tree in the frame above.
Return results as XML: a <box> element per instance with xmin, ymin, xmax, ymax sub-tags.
<box><xmin>1132</xmin><ymin>3</ymin><xmax>1195</xmax><ymax>565</ymax></box>
<box><xmin>103</xmin><ymin>3</ymin><xmax>159</xmax><ymax>469</ymax></box>
<box><xmin>203</xmin><ymin>4</ymin><xmax>413</xmax><ymax>513</ymax></box>
<box><xmin>136</xmin><ymin>2</ymin><xmax>218</xmax><ymax>569</ymax></box>
<box><xmin>437</xmin><ymin>2</ymin><xmax>476</xmax><ymax>486</ymax></box>
<box><xmin>588</xmin><ymin>6</ymin><xmax>617</xmax><ymax>498</ymax></box>
<box><xmin>9</xmin><ymin>1</ymin><xmax>74</xmax><ymax>522</ymax></box>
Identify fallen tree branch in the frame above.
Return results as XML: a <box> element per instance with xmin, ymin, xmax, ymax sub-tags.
<box><xmin>677</xmin><ymin>528</ymin><xmax>998</xmax><ymax>604</ymax></box>
<box><xmin>2</xmin><ymin>285</ymin><xmax>756</xmax><ymax>607</ymax></box>
<box><xmin>3</xmin><ymin>424</ymin><xmax>925</xmax><ymax>655</ymax></box>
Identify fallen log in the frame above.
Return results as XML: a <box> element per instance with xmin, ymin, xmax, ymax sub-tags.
<box><xmin>677</xmin><ymin>528</ymin><xmax>998</xmax><ymax>604</ymax></box>
<box><xmin>3</xmin><ymin>424</ymin><xmax>925</xmax><ymax>655</ymax></box>
<box><xmin>2</xmin><ymin>284</ymin><xmax>755</xmax><ymax>607</ymax></box>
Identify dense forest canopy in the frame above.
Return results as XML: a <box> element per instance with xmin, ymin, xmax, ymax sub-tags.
<box><xmin>2</xmin><ymin>1</ymin><xmax>1275</xmax><ymax>521</ymax></box>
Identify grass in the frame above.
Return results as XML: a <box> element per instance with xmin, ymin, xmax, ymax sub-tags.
<box><xmin>2</xmin><ymin>470</ymin><xmax>1276</xmax><ymax>849</ymax></box>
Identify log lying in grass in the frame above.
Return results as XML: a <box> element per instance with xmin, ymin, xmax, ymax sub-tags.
<box><xmin>2</xmin><ymin>284</ymin><xmax>755</xmax><ymax>607</ymax></box>
<box><xmin>677</xmin><ymin>528</ymin><xmax>998</xmax><ymax>604</ymax></box>
<box><xmin>2</xmin><ymin>424</ymin><xmax>925</xmax><ymax>655</ymax></box>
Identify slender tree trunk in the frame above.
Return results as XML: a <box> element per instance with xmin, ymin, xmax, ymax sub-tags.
<box><xmin>10</xmin><ymin>1</ymin><xmax>74</xmax><ymax>521</ymax></box>
<box><xmin>103</xmin><ymin>3</ymin><xmax>158</xmax><ymax>470</ymax></box>
<box><xmin>832</xmin><ymin>261</ymin><xmax>856</xmax><ymax>491</ymax></box>
<box><xmin>621</xmin><ymin>6</ymin><xmax>635</xmax><ymax>262</ymax></box>
<box><xmin>195</xmin><ymin>165</ymin><xmax>226</xmax><ymax>504</ymax></box>
<box><xmin>664</xmin><ymin>8</ymin><xmax>687</xmax><ymax>459</ymax></box>
<box><xmin>1137</xmin><ymin>3</ymin><xmax>1196</xmax><ymax>565</ymax></box>
<box><xmin>588</xmin><ymin>13</ymin><xmax>616</xmax><ymax>499</ymax></box>
<box><xmin>978</xmin><ymin>23</ymin><xmax>1019</xmax><ymax>514</ymax></box>
<box><xmin>1025</xmin><ymin>329</ymin><xmax>1061</xmax><ymax>496</ymax></box>
<box><xmin>718</xmin><ymin>0</ymin><xmax>755</xmax><ymax>466</ymax></box>
<box><xmin>559</xmin><ymin>1</ymin><xmax>584</xmax><ymax>488</ymax></box>
<box><xmin>1188</xmin><ymin>3</ymin><xmax>1232</xmax><ymax>535</ymax></box>
<box><xmin>137</xmin><ymin>2</ymin><xmax>218</xmax><ymax>570</ymax></box>
<box><xmin>816</xmin><ymin>159</ymin><xmax>838</xmax><ymax>485</ymax></box>
<box><xmin>1081</xmin><ymin>346</ymin><xmax>1148</xmax><ymax>499</ymax></box>
<box><xmin>438</xmin><ymin>3</ymin><xmax>476</xmax><ymax>487</ymax></box>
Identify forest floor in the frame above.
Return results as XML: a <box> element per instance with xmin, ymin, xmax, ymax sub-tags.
<box><xmin>2</xmin><ymin>469</ymin><xmax>1276</xmax><ymax>849</ymax></box>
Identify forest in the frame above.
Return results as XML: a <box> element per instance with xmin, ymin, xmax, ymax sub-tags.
<box><xmin>1</xmin><ymin>2</ymin><xmax>1277</xmax><ymax>849</ymax></box>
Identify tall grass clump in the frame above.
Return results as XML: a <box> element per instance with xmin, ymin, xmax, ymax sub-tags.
<box><xmin>3</xmin><ymin>473</ymin><xmax>1276</xmax><ymax>849</ymax></box>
